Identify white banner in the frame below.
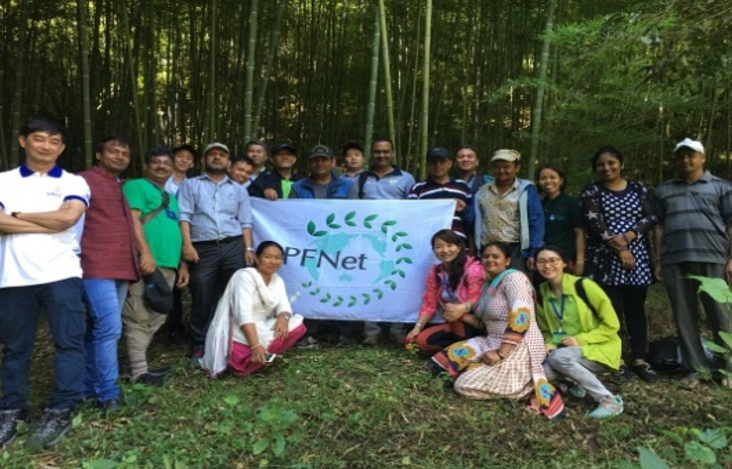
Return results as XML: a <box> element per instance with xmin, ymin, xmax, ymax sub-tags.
<box><xmin>251</xmin><ymin>198</ymin><xmax>455</xmax><ymax>322</ymax></box>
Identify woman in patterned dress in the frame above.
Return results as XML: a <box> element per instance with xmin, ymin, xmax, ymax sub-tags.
<box><xmin>430</xmin><ymin>242</ymin><xmax>565</xmax><ymax>419</ymax></box>
<box><xmin>580</xmin><ymin>146</ymin><xmax>658</xmax><ymax>382</ymax></box>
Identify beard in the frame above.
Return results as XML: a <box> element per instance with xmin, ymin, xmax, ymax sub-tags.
<box><xmin>205</xmin><ymin>163</ymin><xmax>228</xmax><ymax>175</ymax></box>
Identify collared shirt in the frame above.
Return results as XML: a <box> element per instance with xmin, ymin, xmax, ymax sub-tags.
<box><xmin>0</xmin><ymin>164</ymin><xmax>90</xmax><ymax>288</ymax></box>
<box><xmin>478</xmin><ymin>179</ymin><xmax>521</xmax><ymax>245</ymax></box>
<box><xmin>164</xmin><ymin>175</ymin><xmax>186</xmax><ymax>196</ymax></box>
<box><xmin>654</xmin><ymin>170</ymin><xmax>732</xmax><ymax>265</ymax></box>
<box><xmin>178</xmin><ymin>173</ymin><xmax>253</xmax><ymax>242</ymax></box>
<box><xmin>408</xmin><ymin>177</ymin><xmax>474</xmax><ymax>240</ymax></box>
<box><xmin>79</xmin><ymin>166</ymin><xmax>139</xmax><ymax>281</ymax></box>
<box><xmin>360</xmin><ymin>166</ymin><xmax>416</xmax><ymax>200</ymax></box>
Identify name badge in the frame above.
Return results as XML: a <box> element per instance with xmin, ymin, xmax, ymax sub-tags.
<box><xmin>552</xmin><ymin>331</ymin><xmax>568</xmax><ymax>344</ymax></box>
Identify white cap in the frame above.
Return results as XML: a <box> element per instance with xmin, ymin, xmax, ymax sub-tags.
<box><xmin>202</xmin><ymin>142</ymin><xmax>230</xmax><ymax>156</ymax></box>
<box><xmin>673</xmin><ymin>138</ymin><xmax>704</xmax><ymax>154</ymax></box>
<box><xmin>490</xmin><ymin>149</ymin><xmax>521</xmax><ymax>163</ymax></box>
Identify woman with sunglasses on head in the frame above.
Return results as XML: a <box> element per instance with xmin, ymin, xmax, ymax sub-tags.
<box><xmin>406</xmin><ymin>229</ymin><xmax>486</xmax><ymax>353</ymax></box>
<box><xmin>429</xmin><ymin>242</ymin><xmax>565</xmax><ymax>419</ymax></box>
<box><xmin>535</xmin><ymin>246</ymin><xmax>624</xmax><ymax>418</ymax></box>
<box><xmin>580</xmin><ymin>146</ymin><xmax>658</xmax><ymax>382</ymax></box>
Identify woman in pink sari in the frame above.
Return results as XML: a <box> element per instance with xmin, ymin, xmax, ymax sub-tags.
<box><xmin>201</xmin><ymin>241</ymin><xmax>306</xmax><ymax>377</ymax></box>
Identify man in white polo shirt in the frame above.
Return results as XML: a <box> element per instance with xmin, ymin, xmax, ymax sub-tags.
<box><xmin>0</xmin><ymin>119</ymin><xmax>89</xmax><ymax>449</ymax></box>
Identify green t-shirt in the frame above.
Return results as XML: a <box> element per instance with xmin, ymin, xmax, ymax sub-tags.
<box><xmin>546</xmin><ymin>292</ymin><xmax>582</xmax><ymax>344</ymax></box>
<box><xmin>542</xmin><ymin>192</ymin><xmax>583</xmax><ymax>259</ymax></box>
<box><xmin>123</xmin><ymin>178</ymin><xmax>182</xmax><ymax>269</ymax></box>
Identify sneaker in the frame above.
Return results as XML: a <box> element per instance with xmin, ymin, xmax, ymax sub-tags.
<box><xmin>99</xmin><ymin>398</ymin><xmax>122</xmax><ymax>415</ymax></box>
<box><xmin>24</xmin><ymin>408</ymin><xmax>73</xmax><ymax>449</ymax></box>
<box><xmin>134</xmin><ymin>373</ymin><xmax>166</xmax><ymax>387</ymax></box>
<box><xmin>632</xmin><ymin>362</ymin><xmax>659</xmax><ymax>383</ymax></box>
<box><xmin>0</xmin><ymin>409</ymin><xmax>28</xmax><ymax>448</ymax></box>
<box><xmin>556</xmin><ymin>381</ymin><xmax>587</xmax><ymax>399</ymax></box>
<box><xmin>614</xmin><ymin>363</ymin><xmax>633</xmax><ymax>381</ymax></box>
<box><xmin>588</xmin><ymin>395</ymin><xmax>624</xmax><ymax>419</ymax></box>
<box><xmin>362</xmin><ymin>334</ymin><xmax>379</xmax><ymax>346</ymax></box>
<box><xmin>296</xmin><ymin>335</ymin><xmax>319</xmax><ymax>349</ymax></box>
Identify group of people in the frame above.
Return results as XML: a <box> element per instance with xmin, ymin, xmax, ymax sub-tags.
<box><xmin>0</xmin><ymin>116</ymin><xmax>730</xmax><ymax>449</ymax></box>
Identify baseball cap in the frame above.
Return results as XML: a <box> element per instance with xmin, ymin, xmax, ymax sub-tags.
<box><xmin>490</xmin><ymin>149</ymin><xmax>521</xmax><ymax>163</ymax></box>
<box><xmin>309</xmin><ymin>144</ymin><xmax>333</xmax><ymax>159</ymax></box>
<box><xmin>271</xmin><ymin>143</ymin><xmax>297</xmax><ymax>157</ymax></box>
<box><xmin>426</xmin><ymin>147</ymin><xmax>450</xmax><ymax>162</ymax></box>
<box><xmin>673</xmin><ymin>138</ymin><xmax>705</xmax><ymax>154</ymax></box>
<box><xmin>202</xmin><ymin>142</ymin><xmax>230</xmax><ymax>156</ymax></box>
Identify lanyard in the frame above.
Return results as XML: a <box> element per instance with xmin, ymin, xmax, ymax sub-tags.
<box><xmin>550</xmin><ymin>295</ymin><xmax>566</xmax><ymax>331</ymax></box>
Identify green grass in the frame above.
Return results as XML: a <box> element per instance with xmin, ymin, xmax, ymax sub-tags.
<box><xmin>2</xmin><ymin>285</ymin><xmax>732</xmax><ymax>469</ymax></box>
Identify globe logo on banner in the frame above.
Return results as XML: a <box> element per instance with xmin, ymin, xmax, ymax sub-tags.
<box><xmin>297</xmin><ymin>211</ymin><xmax>413</xmax><ymax>307</ymax></box>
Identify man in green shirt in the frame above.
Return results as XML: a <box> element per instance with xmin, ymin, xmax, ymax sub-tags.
<box><xmin>122</xmin><ymin>147</ymin><xmax>183</xmax><ymax>386</ymax></box>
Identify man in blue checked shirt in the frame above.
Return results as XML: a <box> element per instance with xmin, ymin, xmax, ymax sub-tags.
<box><xmin>177</xmin><ymin>142</ymin><xmax>255</xmax><ymax>362</ymax></box>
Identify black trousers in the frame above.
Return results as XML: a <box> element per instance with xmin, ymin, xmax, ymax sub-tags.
<box><xmin>602</xmin><ymin>284</ymin><xmax>649</xmax><ymax>361</ymax></box>
<box><xmin>188</xmin><ymin>240</ymin><xmax>244</xmax><ymax>353</ymax></box>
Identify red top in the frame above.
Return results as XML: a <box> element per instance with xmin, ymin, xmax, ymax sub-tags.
<box><xmin>79</xmin><ymin>166</ymin><xmax>139</xmax><ymax>281</ymax></box>
<box><xmin>418</xmin><ymin>257</ymin><xmax>486</xmax><ymax>319</ymax></box>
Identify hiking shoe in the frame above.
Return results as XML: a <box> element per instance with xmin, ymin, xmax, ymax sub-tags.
<box><xmin>296</xmin><ymin>335</ymin><xmax>319</xmax><ymax>349</ymax></box>
<box><xmin>1</xmin><ymin>409</ymin><xmax>28</xmax><ymax>448</ymax></box>
<box><xmin>362</xmin><ymin>334</ymin><xmax>379</xmax><ymax>346</ymax></box>
<box><xmin>588</xmin><ymin>395</ymin><xmax>624</xmax><ymax>419</ymax></box>
<box><xmin>134</xmin><ymin>373</ymin><xmax>166</xmax><ymax>387</ymax></box>
<box><xmin>557</xmin><ymin>381</ymin><xmax>587</xmax><ymax>399</ymax></box>
<box><xmin>24</xmin><ymin>408</ymin><xmax>73</xmax><ymax>449</ymax></box>
<box><xmin>632</xmin><ymin>362</ymin><xmax>659</xmax><ymax>383</ymax></box>
<box><xmin>614</xmin><ymin>363</ymin><xmax>633</xmax><ymax>381</ymax></box>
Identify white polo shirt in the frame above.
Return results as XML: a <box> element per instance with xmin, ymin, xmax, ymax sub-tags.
<box><xmin>0</xmin><ymin>164</ymin><xmax>90</xmax><ymax>288</ymax></box>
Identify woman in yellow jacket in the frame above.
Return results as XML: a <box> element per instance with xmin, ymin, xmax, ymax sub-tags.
<box><xmin>534</xmin><ymin>246</ymin><xmax>623</xmax><ymax>419</ymax></box>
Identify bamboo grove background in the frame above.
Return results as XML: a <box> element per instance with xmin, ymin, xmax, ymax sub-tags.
<box><xmin>0</xmin><ymin>0</ymin><xmax>730</xmax><ymax>189</ymax></box>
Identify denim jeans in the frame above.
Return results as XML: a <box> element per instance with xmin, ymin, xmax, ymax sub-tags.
<box><xmin>0</xmin><ymin>278</ymin><xmax>86</xmax><ymax>411</ymax></box>
<box><xmin>83</xmin><ymin>279</ymin><xmax>128</xmax><ymax>402</ymax></box>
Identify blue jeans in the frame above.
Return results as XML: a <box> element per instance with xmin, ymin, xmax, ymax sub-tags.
<box><xmin>83</xmin><ymin>279</ymin><xmax>128</xmax><ymax>402</ymax></box>
<box><xmin>0</xmin><ymin>278</ymin><xmax>86</xmax><ymax>411</ymax></box>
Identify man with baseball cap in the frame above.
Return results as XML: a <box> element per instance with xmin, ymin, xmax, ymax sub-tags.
<box><xmin>474</xmin><ymin>149</ymin><xmax>544</xmax><ymax>272</ymax></box>
<box><xmin>177</xmin><ymin>142</ymin><xmax>255</xmax><ymax>362</ymax></box>
<box><xmin>291</xmin><ymin>144</ymin><xmax>359</xmax><ymax>345</ymax></box>
<box><xmin>408</xmin><ymin>147</ymin><xmax>473</xmax><ymax>242</ymax></box>
<box><xmin>654</xmin><ymin>138</ymin><xmax>732</xmax><ymax>389</ymax></box>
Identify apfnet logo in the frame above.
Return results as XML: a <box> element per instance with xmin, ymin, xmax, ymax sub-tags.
<box><xmin>283</xmin><ymin>211</ymin><xmax>414</xmax><ymax>308</ymax></box>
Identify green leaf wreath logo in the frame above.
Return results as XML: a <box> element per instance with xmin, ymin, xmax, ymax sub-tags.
<box><xmin>300</xmin><ymin>211</ymin><xmax>414</xmax><ymax>307</ymax></box>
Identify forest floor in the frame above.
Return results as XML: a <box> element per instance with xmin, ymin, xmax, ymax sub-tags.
<box><xmin>2</xmin><ymin>285</ymin><xmax>731</xmax><ymax>469</ymax></box>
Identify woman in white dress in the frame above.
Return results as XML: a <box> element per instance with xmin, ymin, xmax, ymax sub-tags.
<box><xmin>201</xmin><ymin>241</ymin><xmax>306</xmax><ymax>377</ymax></box>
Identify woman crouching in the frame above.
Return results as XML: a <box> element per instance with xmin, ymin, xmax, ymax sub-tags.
<box><xmin>201</xmin><ymin>241</ymin><xmax>306</xmax><ymax>377</ymax></box>
<box><xmin>535</xmin><ymin>246</ymin><xmax>624</xmax><ymax>418</ymax></box>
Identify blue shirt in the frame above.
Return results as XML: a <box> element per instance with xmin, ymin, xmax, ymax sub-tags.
<box><xmin>177</xmin><ymin>174</ymin><xmax>252</xmax><ymax>242</ymax></box>
<box><xmin>360</xmin><ymin>166</ymin><xmax>415</xmax><ymax>200</ymax></box>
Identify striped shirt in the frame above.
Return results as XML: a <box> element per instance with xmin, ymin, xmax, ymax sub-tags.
<box><xmin>178</xmin><ymin>174</ymin><xmax>253</xmax><ymax>242</ymax></box>
<box><xmin>654</xmin><ymin>171</ymin><xmax>732</xmax><ymax>265</ymax></box>
<box><xmin>408</xmin><ymin>177</ymin><xmax>474</xmax><ymax>239</ymax></box>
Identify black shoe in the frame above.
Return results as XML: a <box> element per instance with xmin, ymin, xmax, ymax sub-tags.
<box><xmin>134</xmin><ymin>372</ymin><xmax>166</xmax><ymax>387</ymax></box>
<box><xmin>614</xmin><ymin>363</ymin><xmax>633</xmax><ymax>381</ymax></box>
<box><xmin>0</xmin><ymin>409</ymin><xmax>28</xmax><ymax>448</ymax></box>
<box><xmin>148</xmin><ymin>366</ymin><xmax>171</xmax><ymax>377</ymax></box>
<box><xmin>632</xmin><ymin>362</ymin><xmax>659</xmax><ymax>383</ymax></box>
<box><xmin>99</xmin><ymin>398</ymin><xmax>122</xmax><ymax>415</ymax></box>
<box><xmin>24</xmin><ymin>408</ymin><xmax>73</xmax><ymax>449</ymax></box>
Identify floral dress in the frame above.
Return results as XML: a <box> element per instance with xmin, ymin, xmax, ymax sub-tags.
<box><xmin>430</xmin><ymin>270</ymin><xmax>564</xmax><ymax>419</ymax></box>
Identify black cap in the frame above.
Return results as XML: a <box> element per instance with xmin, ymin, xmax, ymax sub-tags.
<box><xmin>426</xmin><ymin>147</ymin><xmax>450</xmax><ymax>162</ymax></box>
<box><xmin>271</xmin><ymin>143</ymin><xmax>297</xmax><ymax>157</ymax></box>
<box><xmin>309</xmin><ymin>144</ymin><xmax>333</xmax><ymax>159</ymax></box>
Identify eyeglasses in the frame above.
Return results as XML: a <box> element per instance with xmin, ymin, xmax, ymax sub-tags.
<box><xmin>536</xmin><ymin>258</ymin><xmax>562</xmax><ymax>267</ymax></box>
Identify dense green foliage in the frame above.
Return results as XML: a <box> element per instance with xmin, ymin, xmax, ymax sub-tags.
<box><xmin>0</xmin><ymin>0</ymin><xmax>730</xmax><ymax>184</ymax></box>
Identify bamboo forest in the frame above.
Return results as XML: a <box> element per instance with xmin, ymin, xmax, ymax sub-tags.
<box><xmin>1</xmin><ymin>0</ymin><xmax>731</xmax><ymax>186</ymax></box>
